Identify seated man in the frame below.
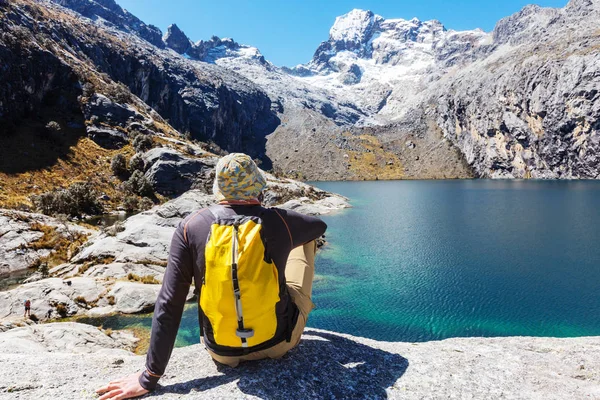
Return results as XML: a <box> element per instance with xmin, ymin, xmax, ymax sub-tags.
<box><xmin>97</xmin><ymin>153</ymin><xmax>327</xmax><ymax>399</ymax></box>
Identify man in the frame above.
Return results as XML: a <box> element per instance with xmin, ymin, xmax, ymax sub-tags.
<box><xmin>97</xmin><ymin>153</ymin><xmax>327</xmax><ymax>399</ymax></box>
<box><xmin>24</xmin><ymin>299</ymin><xmax>31</xmax><ymax>318</ymax></box>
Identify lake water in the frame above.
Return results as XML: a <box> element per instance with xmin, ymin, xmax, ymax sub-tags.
<box><xmin>87</xmin><ymin>180</ymin><xmax>600</xmax><ymax>348</ymax></box>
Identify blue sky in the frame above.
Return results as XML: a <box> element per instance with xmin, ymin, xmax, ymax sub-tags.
<box><xmin>116</xmin><ymin>0</ymin><xmax>568</xmax><ymax>67</ymax></box>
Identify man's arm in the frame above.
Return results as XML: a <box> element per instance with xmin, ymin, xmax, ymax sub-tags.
<box><xmin>273</xmin><ymin>208</ymin><xmax>327</xmax><ymax>248</ymax></box>
<box><xmin>139</xmin><ymin>221</ymin><xmax>194</xmax><ymax>390</ymax></box>
<box><xmin>96</xmin><ymin>221</ymin><xmax>193</xmax><ymax>399</ymax></box>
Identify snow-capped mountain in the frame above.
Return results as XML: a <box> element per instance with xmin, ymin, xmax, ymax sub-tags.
<box><xmin>195</xmin><ymin>4</ymin><xmax>600</xmax><ymax>180</ymax></box>
<box><xmin>290</xmin><ymin>9</ymin><xmax>489</xmax><ymax>120</ymax></box>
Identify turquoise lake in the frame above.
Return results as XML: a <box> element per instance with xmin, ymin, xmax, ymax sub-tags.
<box><xmin>85</xmin><ymin>180</ymin><xmax>600</xmax><ymax>346</ymax></box>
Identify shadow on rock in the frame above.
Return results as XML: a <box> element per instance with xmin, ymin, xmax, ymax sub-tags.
<box><xmin>154</xmin><ymin>329</ymin><xmax>409</xmax><ymax>399</ymax></box>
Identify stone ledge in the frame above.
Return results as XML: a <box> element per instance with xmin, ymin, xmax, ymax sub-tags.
<box><xmin>0</xmin><ymin>324</ymin><xmax>598</xmax><ymax>399</ymax></box>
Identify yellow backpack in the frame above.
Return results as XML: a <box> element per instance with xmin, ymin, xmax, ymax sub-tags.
<box><xmin>201</xmin><ymin>208</ymin><xmax>280</xmax><ymax>348</ymax></box>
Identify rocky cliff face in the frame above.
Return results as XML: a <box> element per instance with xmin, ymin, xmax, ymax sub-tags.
<box><xmin>0</xmin><ymin>0</ymin><xmax>278</xmax><ymax>166</ymax></box>
<box><xmin>432</xmin><ymin>1</ymin><xmax>600</xmax><ymax>178</ymax></box>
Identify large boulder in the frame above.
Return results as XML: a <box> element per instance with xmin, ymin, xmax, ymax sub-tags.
<box><xmin>142</xmin><ymin>148</ymin><xmax>214</xmax><ymax>196</ymax></box>
<box><xmin>83</xmin><ymin>94</ymin><xmax>144</xmax><ymax>128</ymax></box>
<box><xmin>85</xmin><ymin>126</ymin><xmax>128</xmax><ymax>149</ymax></box>
<box><xmin>106</xmin><ymin>281</ymin><xmax>161</xmax><ymax>314</ymax></box>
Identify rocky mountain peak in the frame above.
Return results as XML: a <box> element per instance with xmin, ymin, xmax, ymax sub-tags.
<box><xmin>305</xmin><ymin>9</ymin><xmax>467</xmax><ymax>74</ymax></box>
<box><xmin>163</xmin><ymin>23</ymin><xmax>192</xmax><ymax>54</ymax></box>
<box><xmin>328</xmin><ymin>9</ymin><xmax>383</xmax><ymax>47</ymax></box>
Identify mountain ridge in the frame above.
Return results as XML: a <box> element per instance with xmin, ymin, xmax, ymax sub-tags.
<box><xmin>1</xmin><ymin>0</ymin><xmax>598</xmax><ymax>184</ymax></box>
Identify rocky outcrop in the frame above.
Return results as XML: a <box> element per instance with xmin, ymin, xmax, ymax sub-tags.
<box><xmin>163</xmin><ymin>24</ymin><xmax>192</xmax><ymax>54</ymax></box>
<box><xmin>142</xmin><ymin>147</ymin><xmax>214</xmax><ymax>196</ymax></box>
<box><xmin>0</xmin><ymin>322</ymin><xmax>137</xmax><ymax>355</ymax></box>
<box><xmin>0</xmin><ymin>326</ymin><xmax>598</xmax><ymax>399</ymax></box>
<box><xmin>0</xmin><ymin>277</ymin><xmax>107</xmax><ymax>321</ymax></box>
<box><xmin>0</xmin><ymin>210</ymin><xmax>94</xmax><ymax>275</ymax></box>
<box><xmin>72</xmin><ymin>182</ymin><xmax>348</xmax><ymax>265</ymax></box>
<box><xmin>0</xmin><ymin>184</ymin><xmax>348</xmax><ymax>324</ymax></box>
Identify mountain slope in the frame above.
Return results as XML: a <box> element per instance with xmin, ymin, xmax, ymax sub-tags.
<box><xmin>1</xmin><ymin>0</ymin><xmax>598</xmax><ymax>184</ymax></box>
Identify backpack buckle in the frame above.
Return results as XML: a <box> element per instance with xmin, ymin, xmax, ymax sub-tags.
<box><xmin>236</xmin><ymin>328</ymin><xmax>254</xmax><ymax>339</ymax></box>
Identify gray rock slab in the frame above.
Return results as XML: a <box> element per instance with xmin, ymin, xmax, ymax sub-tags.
<box><xmin>0</xmin><ymin>322</ymin><xmax>137</xmax><ymax>355</ymax></box>
<box><xmin>0</xmin><ymin>277</ymin><xmax>107</xmax><ymax>321</ymax></box>
<box><xmin>279</xmin><ymin>196</ymin><xmax>351</xmax><ymax>216</ymax></box>
<box><xmin>0</xmin><ymin>328</ymin><xmax>598</xmax><ymax>399</ymax></box>
<box><xmin>79</xmin><ymin>262</ymin><xmax>165</xmax><ymax>282</ymax></box>
<box><xmin>107</xmin><ymin>281</ymin><xmax>161</xmax><ymax>314</ymax></box>
<box><xmin>72</xmin><ymin>190</ymin><xmax>215</xmax><ymax>264</ymax></box>
<box><xmin>0</xmin><ymin>210</ymin><xmax>95</xmax><ymax>275</ymax></box>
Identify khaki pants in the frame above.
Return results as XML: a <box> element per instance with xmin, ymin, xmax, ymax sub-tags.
<box><xmin>207</xmin><ymin>241</ymin><xmax>317</xmax><ymax>367</ymax></box>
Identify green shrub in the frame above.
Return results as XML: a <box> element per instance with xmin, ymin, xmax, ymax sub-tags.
<box><xmin>107</xmin><ymin>295</ymin><xmax>116</xmax><ymax>306</ymax></box>
<box><xmin>81</xmin><ymin>82</ymin><xmax>95</xmax><ymax>98</ymax></box>
<box><xmin>38</xmin><ymin>261</ymin><xmax>49</xmax><ymax>278</ymax></box>
<box><xmin>128</xmin><ymin>154</ymin><xmax>145</xmax><ymax>173</ymax></box>
<box><xmin>32</xmin><ymin>182</ymin><xmax>103</xmax><ymax>217</ymax></box>
<box><xmin>138</xmin><ymin>197</ymin><xmax>154</xmax><ymax>211</ymax></box>
<box><xmin>132</xmin><ymin>134</ymin><xmax>153</xmax><ymax>153</ymax></box>
<box><xmin>111</xmin><ymin>153</ymin><xmax>129</xmax><ymax>179</ymax></box>
<box><xmin>122</xmin><ymin>195</ymin><xmax>140</xmax><ymax>212</ymax></box>
<box><xmin>121</xmin><ymin>170</ymin><xmax>153</xmax><ymax>198</ymax></box>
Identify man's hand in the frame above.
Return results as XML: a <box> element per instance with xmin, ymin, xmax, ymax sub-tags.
<box><xmin>96</xmin><ymin>371</ymin><xmax>149</xmax><ymax>400</ymax></box>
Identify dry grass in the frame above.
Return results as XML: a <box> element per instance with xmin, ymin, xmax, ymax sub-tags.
<box><xmin>28</xmin><ymin>223</ymin><xmax>88</xmax><ymax>268</ymax></box>
<box><xmin>77</xmin><ymin>256</ymin><xmax>115</xmax><ymax>275</ymax></box>
<box><xmin>346</xmin><ymin>134</ymin><xmax>404</xmax><ymax>180</ymax></box>
<box><xmin>0</xmin><ymin>138</ymin><xmax>133</xmax><ymax>211</ymax></box>
<box><xmin>129</xmin><ymin>326</ymin><xmax>151</xmax><ymax>354</ymax></box>
<box><xmin>127</xmin><ymin>273</ymin><xmax>160</xmax><ymax>284</ymax></box>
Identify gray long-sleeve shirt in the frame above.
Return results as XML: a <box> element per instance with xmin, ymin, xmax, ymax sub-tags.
<box><xmin>139</xmin><ymin>204</ymin><xmax>327</xmax><ymax>390</ymax></box>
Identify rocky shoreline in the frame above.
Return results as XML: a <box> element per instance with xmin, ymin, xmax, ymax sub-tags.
<box><xmin>0</xmin><ymin>323</ymin><xmax>597</xmax><ymax>399</ymax></box>
<box><xmin>0</xmin><ymin>182</ymin><xmax>349</xmax><ymax>331</ymax></box>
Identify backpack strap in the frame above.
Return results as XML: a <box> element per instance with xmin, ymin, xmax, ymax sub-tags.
<box><xmin>272</xmin><ymin>209</ymin><xmax>293</xmax><ymax>250</ymax></box>
<box><xmin>231</xmin><ymin>221</ymin><xmax>255</xmax><ymax>347</ymax></box>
